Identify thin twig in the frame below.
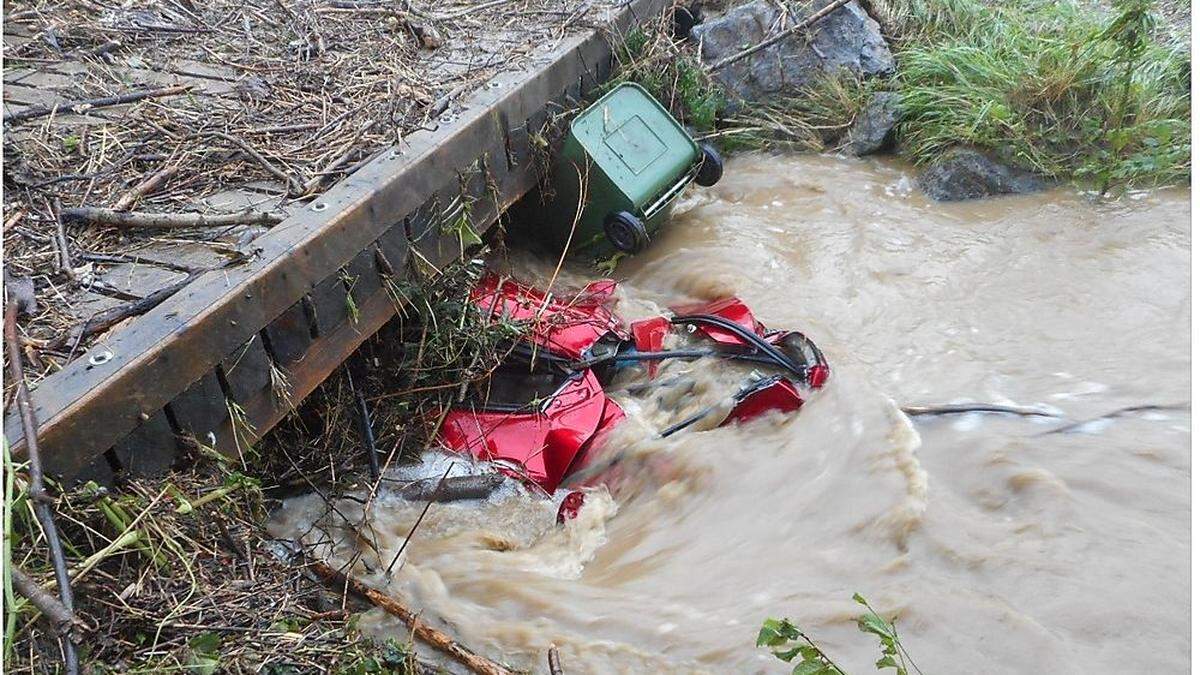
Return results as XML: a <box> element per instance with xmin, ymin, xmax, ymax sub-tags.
<box><xmin>4</xmin><ymin>301</ymin><xmax>79</xmax><ymax>674</ymax></box>
<box><xmin>47</xmin><ymin>198</ymin><xmax>74</xmax><ymax>279</ymax></box>
<box><xmin>201</xmin><ymin>131</ymin><xmax>304</xmax><ymax>195</ymax></box>
<box><xmin>112</xmin><ymin>164</ymin><xmax>180</xmax><ymax>211</ymax></box>
<box><xmin>384</xmin><ymin>464</ymin><xmax>451</xmax><ymax>575</ymax></box>
<box><xmin>704</xmin><ymin>0</ymin><xmax>855</xmax><ymax>73</ymax></box>
<box><xmin>60</xmin><ymin>207</ymin><xmax>282</xmax><ymax>229</ymax></box>
<box><xmin>3</xmin><ymin>85</ymin><xmax>192</xmax><ymax>124</ymax></box>
<box><xmin>301</xmin><ymin>119</ymin><xmax>375</xmax><ymax>195</ymax></box>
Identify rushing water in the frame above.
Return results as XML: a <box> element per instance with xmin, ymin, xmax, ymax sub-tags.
<box><xmin>269</xmin><ymin>154</ymin><xmax>1190</xmax><ymax>673</ymax></box>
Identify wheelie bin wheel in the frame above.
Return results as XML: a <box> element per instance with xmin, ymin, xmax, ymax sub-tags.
<box><xmin>672</xmin><ymin>5</ymin><xmax>702</xmax><ymax>40</ymax></box>
<box><xmin>604</xmin><ymin>211</ymin><xmax>650</xmax><ymax>253</ymax></box>
<box><xmin>696</xmin><ymin>143</ymin><xmax>723</xmax><ymax>187</ymax></box>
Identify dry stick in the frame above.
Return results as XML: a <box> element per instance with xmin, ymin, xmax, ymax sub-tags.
<box><xmin>4</xmin><ymin>303</ymin><xmax>79</xmax><ymax>675</ymax></box>
<box><xmin>301</xmin><ymin>118</ymin><xmax>375</xmax><ymax>195</ymax></box>
<box><xmin>3</xmin><ymin>84</ymin><xmax>191</xmax><ymax>124</ymax></box>
<box><xmin>434</xmin><ymin>0</ymin><xmax>511</xmax><ymax>20</ymax></box>
<box><xmin>46</xmin><ymin>198</ymin><xmax>74</xmax><ymax>280</ymax></box>
<box><xmin>112</xmin><ymin>164</ymin><xmax>180</xmax><ymax>211</ymax></box>
<box><xmin>60</xmin><ymin>207</ymin><xmax>282</xmax><ymax>229</ymax></box>
<box><xmin>902</xmin><ymin>403</ymin><xmax>1059</xmax><ymax>418</ymax></box>
<box><xmin>309</xmin><ymin>561</ymin><xmax>514</xmax><ymax>675</ymax></box>
<box><xmin>202</xmin><ymin>130</ymin><xmax>303</xmax><ymax>195</ymax></box>
<box><xmin>703</xmin><ymin>0</ymin><xmax>855</xmax><ymax>73</ymax></box>
<box><xmin>47</xmin><ymin>274</ymin><xmax>196</xmax><ymax>352</ymax></box>
<box><xmin>9</xmin><ymin>566</ymin><xmax>84</xmax><ymax>640</ymax></box>
<box><xmin>77</xmin><ymin>251</ymin><xmax>203</xmax><ymax>275</ymax></box>
<box><xmin>3</xmin><ymin>207</ymin><xmax>27</xmax><ymax>233</ymax></box>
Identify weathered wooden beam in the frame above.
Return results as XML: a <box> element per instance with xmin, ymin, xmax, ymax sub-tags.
<box><xmin>5</xmin><ymin>0</ymin><xmax>669</xmax><ymax>479</ymax></box>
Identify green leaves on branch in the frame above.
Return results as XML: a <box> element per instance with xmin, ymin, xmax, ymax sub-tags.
<box><xmin>757</xmin><ymin>617</ymin><xmax>845</xmax><ymax>675</ymax></box>
<box><xmin>853</xmin><ymin>593</ymin><xmax>921</xmax><ymax>674</ymax></box>
<box><xmin>759</xmin><ymin>594</ymin><xmax>922</xmax><ymax>675</ymax></box>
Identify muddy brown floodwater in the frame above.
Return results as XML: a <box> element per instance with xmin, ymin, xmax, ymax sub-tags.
<box><xmin>270</xmin><ymin>153</ymin><xmax>1190</xmax><ymax>673</ymax></box>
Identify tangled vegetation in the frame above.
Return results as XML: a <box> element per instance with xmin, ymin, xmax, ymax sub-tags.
<box><xmin>4</xmin><ymin>443</ymin><xmax>431</xmax><ymax>673</ymax></box>
<box><xmin>618</xmin><ymin>0</ymin><xmax>1189</xmax><ymax>191</ymax></box>
<box><xmin>6</xmin><ymin>255</ymin><xmax>519</xmax><ymax>672</ymax></box>
<box><xmin>258</xmin><ymin>254</ymin><xmax>525</xmax><ymax>488</ymax></box>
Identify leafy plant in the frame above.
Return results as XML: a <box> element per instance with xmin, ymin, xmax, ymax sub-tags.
<box><xmin>757</xmin><ymin>617</ymin><xmax>846</xmax><ymax>675</ymax></box>
<box><xmin>759</xmin><ymin>593</ymin><xmax>923</xmax><ymax>675</ymax></box>
<box><xmin>853</xmin><ymin>593</ymin><xmax>922</xmax><ymax>674</ymax></box>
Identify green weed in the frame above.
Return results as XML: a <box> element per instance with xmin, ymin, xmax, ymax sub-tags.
<box><xmin>610</xmin><ymin>27</ymin><xmax>726</xmax><ymax>135</ymax></box>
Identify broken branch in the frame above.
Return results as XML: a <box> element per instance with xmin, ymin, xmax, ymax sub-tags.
<box><xmin>60</xmin><ymin>207</ymin><xmax>282</xmax><ymax>229</ymax></box>
<box><xmin>3</xmin><ymin>85</ymin><xmax>191</xmax><ymax>124</ymax></box>
<box><xmin>10</xmin><ymin>566</ymin><xmax>85</xmax><ymax>641</ymax></box>
<box><xmin>5</xmin><ymin>301</ymin><xmax>80</xmax><ymax>674</ymax></box>
<box><xmin>309</xmin><ymin>561</ymin><xmax>514</xmax><ymax>675</ymax></box>
<box><xmin>112</xmin><ymin>164</ymin><xmax>180</xmax><ymax>211</ymax></box>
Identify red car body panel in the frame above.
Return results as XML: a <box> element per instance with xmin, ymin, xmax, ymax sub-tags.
<box><xmin>724</xmin><ymin>377</ymin><xmax>805</xmax><ymax>425</ymax></box>
<box><xmin>472</xmin><ymin>273</ymin><xmax>626</xmax><ymax>359</ymax></box>
<box><xmin>438</xmin><ymin>275</ymin><xmax>827</xmax><ymax>496</ymax></box>
<box><xmin>671</xmin><ymin>297</ymin><xmax>768</xmax><ymax>346</ymax></box>
<box><xmin>438</xmin><ymin>369</ymin><xmax>625</xmax><ymax>493</ymax></box>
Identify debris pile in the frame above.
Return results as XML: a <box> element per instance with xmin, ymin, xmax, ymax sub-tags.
<box><xmin>2</xmin><ymin>0</ymin><xmax>620</xmax><ymax>384</ymax></box>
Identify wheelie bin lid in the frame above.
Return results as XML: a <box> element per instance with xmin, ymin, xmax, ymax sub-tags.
<box><xmin>569</xmin><ymin>82</ymin><xmax>698</xmax><ymax>208</ymax></box>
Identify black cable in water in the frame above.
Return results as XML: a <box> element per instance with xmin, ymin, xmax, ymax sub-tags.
<box><xmin>345</xmin><ymin>365</ymin><xmax>380</xmax><ymax>481</ymax></box>
<box><xmin>670</xmin><ymin>313</ymin><xmax>806</xmax><ymax>379</ymax></box>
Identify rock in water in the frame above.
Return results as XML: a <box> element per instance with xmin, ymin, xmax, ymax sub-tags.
<box><xmin>918</xmin><ymin>148</ymin><xmax>1047</xmax><ymax>201</ymax></box>
<box><xmin>692</xmin><ymin>0</ymin><xmax>894</xmax><ymax>105</ymax></box>
<box><xmin>847</xmin><ymin>91</ymin><xmax>899</xmax><ymax>156</ymax></box>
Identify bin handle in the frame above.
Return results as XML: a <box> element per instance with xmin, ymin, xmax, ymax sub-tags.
<box><xmin>643</xmin><ymin>171</ymin><xmax>694</xmax><ymax>219</ymax></box>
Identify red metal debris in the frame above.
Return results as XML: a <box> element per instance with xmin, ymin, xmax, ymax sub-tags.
<box><xmin>471</xmin><ymin>272</ymin><xmax>626</xmax><ymax>360</ymax></box>
<box><xmin>437</xmin><ymin>274</ymin><xmax>829</xmax><ymax>499</ymax></box>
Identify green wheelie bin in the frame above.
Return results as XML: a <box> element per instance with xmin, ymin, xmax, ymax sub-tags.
<box><xmin>543</xmin><ymin>82</ymin><xmax>722</xmax><ymax>257</ymax></box>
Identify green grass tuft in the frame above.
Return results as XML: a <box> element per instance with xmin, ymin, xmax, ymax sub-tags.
<box><xmin>893</xmin><ymin>0</ymin><xmax>1190</xmax><ymax>189</ymax></box>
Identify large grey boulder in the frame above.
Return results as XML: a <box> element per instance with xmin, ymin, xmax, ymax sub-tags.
<box><xmin>846</xmin><ymin>91</ymin><xmax>900</xmax><ymax>156</ymax></box>
<box><xmin>918</xmin><ymin>148</ymin><xmax>1047</xmax><ymax>201</ymax></box>
<box><xmin>691</xmin><ymin>0</ymin><xmax>894</xmax><ymax>105</ymax></box>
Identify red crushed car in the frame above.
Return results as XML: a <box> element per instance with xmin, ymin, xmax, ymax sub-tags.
<box><xmin>437</xmin><ymin>273</ymin><xmax>829</xmax><ymax>502</ymax></box>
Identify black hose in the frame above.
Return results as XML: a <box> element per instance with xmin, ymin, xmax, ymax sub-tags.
<box><xmin>671</xmin><ymin>314</ymin><xmax>806</xmax><ymax>379</ymax></box>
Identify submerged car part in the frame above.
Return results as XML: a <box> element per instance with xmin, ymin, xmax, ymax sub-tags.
<box><xmin>436</xmin><ymin>275</ymin><xmax>829</xmax><ymax>494</ymax></box>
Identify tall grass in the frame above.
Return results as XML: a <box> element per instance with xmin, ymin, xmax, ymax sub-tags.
<box><xmin>621</xmin><ymin>0</ymin><xmax>1189</xmax><ymax>191</ymax></box>
<box><xmin>892</xmin><ymin>0</ymin><xmax>1190</xmax><ymax>189</ymax></box>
